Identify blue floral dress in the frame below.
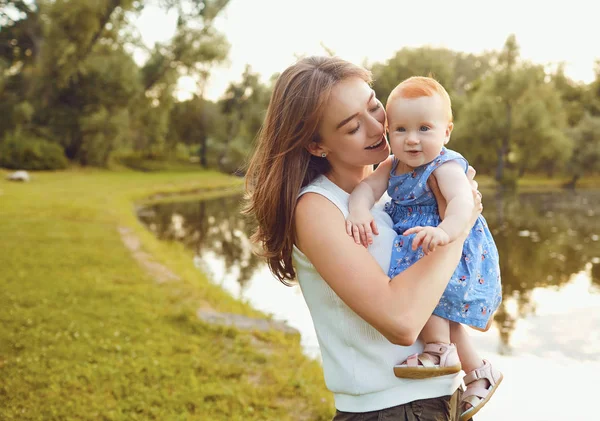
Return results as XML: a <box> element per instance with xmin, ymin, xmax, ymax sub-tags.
<box><xmin>384</xmin><ymin>147</ymin><xmax>502</xmax><ymax>329</ymax></box>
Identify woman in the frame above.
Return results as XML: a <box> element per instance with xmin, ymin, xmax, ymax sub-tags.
<box><xmin>244</xmin><ymin>56</ymin><xmax>482</xmax><ymax>420</ymax></box>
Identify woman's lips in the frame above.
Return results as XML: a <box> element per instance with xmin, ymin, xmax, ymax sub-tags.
<box><xmin>365</xmin><ymin>136</ymin><xmax>386</xmax><ymax>150</ymax></box>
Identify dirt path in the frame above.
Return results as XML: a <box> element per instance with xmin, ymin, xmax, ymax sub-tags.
<box><xmin>118</xmin><ymin>225</ymin><xmax>299</xmax><ymax>335</ymax></box>
<box><xmin>118</xmin><ymin>226</ymin><xmax>181</xmax><ymax>283</ymax></box>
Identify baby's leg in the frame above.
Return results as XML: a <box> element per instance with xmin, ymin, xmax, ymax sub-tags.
<box><xmin>420</xmin><ymin>314</ymin><xmax>451</xmax><ymax>344</ymax></box>
<box><xmin>451</xmin><ymin>322</ymin><xmax>502</xmax><ymax>416</ymax></box>
<box><xmin>449</xmin><ymin>322</ymin><xmax>482</xmax><ymax>373</ymax></box>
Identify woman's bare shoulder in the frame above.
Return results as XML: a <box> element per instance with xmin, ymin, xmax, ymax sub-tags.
<box><xmin>295</xmin><ymin>192</ymin><xmax>345</xmax><ymax>238</ymax></box>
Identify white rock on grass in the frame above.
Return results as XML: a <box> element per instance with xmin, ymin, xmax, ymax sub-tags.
<box><xmin>6</xmin><ymin>170</ymin><xmax>30</xmax><ymax>182</ymax></box>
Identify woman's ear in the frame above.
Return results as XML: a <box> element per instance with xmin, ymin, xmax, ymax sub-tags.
<box><xmin>306</xmin><ymin>141</ymin><xmax>327</xmax><ymax>157</ymax></box>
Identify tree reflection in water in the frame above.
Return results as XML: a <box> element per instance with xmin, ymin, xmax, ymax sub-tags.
<box><xmin>137</xmin><ymin>189</ymin><xmax>600</xmax><ymax>350</ymax></box>
<box><xmin>137</xmin><ymin>195</ymin><xmax>264</xmax><ymax>292</ymax></box>
<box><xmin>487</xmin><ymin>189</ymin><xmax>600</xmax><ymax>352</ymax></box>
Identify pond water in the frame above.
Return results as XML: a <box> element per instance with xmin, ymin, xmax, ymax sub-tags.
<box><xmin>138</xmin><ymin>188</ymin><xmax>600</xmax><ymax>421</ymax></box>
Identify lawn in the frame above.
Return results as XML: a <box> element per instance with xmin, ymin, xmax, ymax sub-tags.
<box><xmin>476</xmin><ymin>173</ymin><xmax>600</xmax><ymax>190</ymax></box>
<box><xmin>0</xmin><ymin>168</ymin><xmax>332</xmax><ymax>421</ymax></box>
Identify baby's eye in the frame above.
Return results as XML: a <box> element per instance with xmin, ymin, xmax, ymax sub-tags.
<box><xmin>396</xmin><ymin>127</ymin><xmax>406</xmax><ymax>132</ymax></box>
<box><xmin>420</xmin><ymin>126</ymin><xmax>430</xmax><ymax>132</ymax></box>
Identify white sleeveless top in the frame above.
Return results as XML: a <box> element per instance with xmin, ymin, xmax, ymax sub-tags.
<box><xmin>292</xmin><ymin>174</ymin><xmax>462</xmax><ymax>412</ymax></box>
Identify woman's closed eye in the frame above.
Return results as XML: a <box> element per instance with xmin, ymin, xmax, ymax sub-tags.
<box><xmin>348</xmin><ymin>103</ymin><xmax>382</xmax><ymax>134</ymax></box>
<box><xmin>369</xmin><ymin>102</ymin><xmax>381</xmax><ymax>113</ymax></box>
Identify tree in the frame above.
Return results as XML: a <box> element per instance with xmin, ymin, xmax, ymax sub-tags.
<box><xmin>450</xmin><ymin>77</ymin><xmax>506</xmax><ymax>172</ymax></box>
<box><xmin>130</xmin><ymin>1</ymin><xmax>230</xmax><ymax>155</ymax></box>
<box><xmin>0</xmin><ymin>0</ymin><xmax>231</xmax><ymax>166</ymax></box>
<box><xmin>550</xmin><ymin>64</ymin><xmax>588</xmax><ymax>127</ymax></box>
<box><xmin>585</xmin><ymin>60</ymin><xmax>600</xmax><ymax>117</ymax></box>
<box><xmin>0</xmin><ymin>0</ymin><xmax>142</xmax><ymax>164</ymax></box>
<box><xmin>565</xmin><ymin>113</ymin><xmax>600</xmax><ymax>187</ymax></box>
<box><xmin>511</xmin><ymin>77</ymin><xmax>570</xmax><ymax>177</ymax></box>
<box><xmin>55</xmin><ymin>44</ymin><xmax>142</xmax><ymax>165</ymax></box>
<box><xmin>370</xmin><ymin>46</ymin><xmax>493</xmax><ymax>115</ymax></box>
<box><xmin>453</xmin><ymin>35</ymin><xmax>570</xmax><ymax>183</ymax></box>
<box><xmin>0</xmin><ymin>0</ymin><xmax>44</xmax><ymax>134</ymax></box>
<box><xmin>492</xmin><ymin>34</ymin><xmax>520</xmax><ymax>182</ymax></box>
<box><xmin>216</xmin><ymin>65</ymin><xmax>271</xmax><ymax>173</ymax></box>
<box><xmin>169</xmin><ymin>96</ymin><xmax>225</xmax><ymax>167</ymax></box>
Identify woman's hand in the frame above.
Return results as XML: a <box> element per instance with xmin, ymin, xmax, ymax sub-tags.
<box><xmin>428</xmin><ymin>165</ymin><xmax>482</xmax><ymax>236</ymax></box>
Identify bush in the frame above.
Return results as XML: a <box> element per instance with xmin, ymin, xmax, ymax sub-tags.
<box><xmin>0</xmin><ymin>131</ymin><xmax>69</xmax><ymax>170</ymax></box>
<box><xmin>111</xmin><ymin>151</ymin><xmax>201</xmax><ymax>172</ymax></box>
<box><xmin>497</xmin><ymin>169</ymin><xmax>519</xmax><ymax>190</ymax></box>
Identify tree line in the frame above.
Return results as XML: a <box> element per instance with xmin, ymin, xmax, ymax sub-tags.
<box><xmin>1</xmin><ymin>1</ymin><xmax>600</xmax><ymax>186</ymax></box>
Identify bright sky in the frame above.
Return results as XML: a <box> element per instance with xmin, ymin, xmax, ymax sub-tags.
<box><xmin>135</xmin><ymin>0</ymin><xmax>600</xmax><ymax>101</ymax></box>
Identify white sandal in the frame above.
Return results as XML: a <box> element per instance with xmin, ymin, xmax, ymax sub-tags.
<box><xmin>460</xmin><ymin>359</ymin><xmax>503</xmax><ymax>421</ymax></box>
<box><xmin>393</xmin><ymin>342</ymin><xmax>462</xmax><ymax>379</ymax></box>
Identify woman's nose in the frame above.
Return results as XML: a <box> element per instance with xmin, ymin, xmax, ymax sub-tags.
<box><xmin>366</xmin><ymin>114</ymin><xmax>384</xmax><ymax>137</ymax></box>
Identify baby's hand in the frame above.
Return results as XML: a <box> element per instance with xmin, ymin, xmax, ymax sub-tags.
<box><xmin>403</xmin><ymin>226</ymin><xmax>450</xmax><ymax>254</ymax></box>
<box><xmin>346</xmin><ymin>210</ymin><xmax>379</xmax><ymax>248</ymax></box>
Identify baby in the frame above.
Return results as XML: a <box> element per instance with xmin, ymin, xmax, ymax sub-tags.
<box><xmin>346</xmin><ymin>76</ymin><xmax>503</xmax><ymax>421</ymax></box>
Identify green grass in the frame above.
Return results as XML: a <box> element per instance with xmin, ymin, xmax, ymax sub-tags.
<box><xmin>108</xmin><ymin>154</ymin><xmax>213</xmax><ymax>173</ymax></box>
<box><xmin>475</xmin><ymin>174</ymin><xmax>600</xmax><ymax>191</ymax></box>
<box><xmin>0</xmin><ymin>168</ymin><xmax>332</xmax><ymax>421</ymax></box>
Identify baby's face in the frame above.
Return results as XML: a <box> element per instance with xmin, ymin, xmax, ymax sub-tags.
<box><xmin>386</xmin><ymin>94</ymin><xmax>453</xmax><ymax>169</ymax></box>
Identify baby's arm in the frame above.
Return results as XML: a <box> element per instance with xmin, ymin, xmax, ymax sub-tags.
<box><xmin>347</xmin><ymin>156</ymin><xmax>394</xmax><ymax>247</ymax></box>
<box><xmin>404</xmin><ymin>161</ymin><xmax>474</xmax><ymax>253</ymax></box>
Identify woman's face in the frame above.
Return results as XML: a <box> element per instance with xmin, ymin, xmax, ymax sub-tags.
<box><xmin>316</xmin><ymin>77</ymin><xmax>389</xmax><ymax>167</ymax></box>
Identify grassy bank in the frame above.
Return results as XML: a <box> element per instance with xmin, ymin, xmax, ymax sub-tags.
<box><xmin>0</xmin><ymin>169</ymin><xmax>332</xmax><ymax>420</ymax></box>
<box><xmin>476</xmin><ymin>174</ymin><xmax>600</xmax><ymax>190</ymax></box>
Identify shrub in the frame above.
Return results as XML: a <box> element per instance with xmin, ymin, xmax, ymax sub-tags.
<box><xmin>0</xmin><ymin>131</ymin><xmax>68</xmax><ymax>170</ymax></box>
<box><xmin>111</xmin><ymin>150</ymin><xmax>200</xmax><ymax>172</ymax></box>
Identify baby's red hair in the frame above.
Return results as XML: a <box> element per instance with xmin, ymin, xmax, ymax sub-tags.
<box><xmin>387</xmin><ymin>76</ymin><xmax>453</xmax><ymax>122</ymax></box>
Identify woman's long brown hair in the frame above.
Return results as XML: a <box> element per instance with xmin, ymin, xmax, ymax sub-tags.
<box><xmin>243</xmin><ymin>56</ymin><xmax>372</xmax><ymax>285</ymax></box>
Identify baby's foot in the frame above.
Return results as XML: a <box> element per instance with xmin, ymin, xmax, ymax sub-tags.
<box><xmin>393</xmin><ymin>342</ymin><xmax>461</xmax><ymax>379</ymax></box>
<box><xmin>460</xmin><ymin>359</ymin><xmax>503</xmax><ymax>421</ymax></box>
<box><xmin>463</xmin><ymin>377</ymin><xmax>490</xmax><ymax>410</ymax></box>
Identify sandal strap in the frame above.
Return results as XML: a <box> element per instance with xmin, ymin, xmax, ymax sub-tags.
<box><xmin>406</xmin><ymin>353</ymin><xmax>419</xmax><ymax>367</ymax></box>
<box><xmin>416</xmin><ymin>352</ymin><xmax>437</xmax><ymax>368</ymax></box>
<box><xmin>423</xmin><ymin>342</ymin><xmax>453</xmax><ymax>355</ymax></box>
<box><xmin>464</xmin><ymin>359</ymin><xmax>501</xmax><ymax>386</ymax></box>
<box><xmin>422</xmin><ymin>342</ymin><xmax>459</xmax><ymax>367</ymax></box>
<box><xmin>461</xmin><ymin>394</ymin><xmax>482</xmax><ymax>408</ymax></box>
<box><xmin>462</xmin><ymin>386</ymin><xmax>491</xmax><ymax>401</ymax></box>
<box><xmin>404</xmin><ymin>351</ymin><xmax>438</xmax><ymax>368</ymax></box>
<box><xmin>400</xmin><ymin>344</ymin><xmax>460</xmax><ymax>369</ymax></box>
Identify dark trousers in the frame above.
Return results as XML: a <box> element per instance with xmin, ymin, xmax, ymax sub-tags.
<box><xmin>332</xmin><ymin>388</ymin><xmax>472</xmax><ymax>421</ymax></box>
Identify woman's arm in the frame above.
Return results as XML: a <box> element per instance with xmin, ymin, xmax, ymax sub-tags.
<box><xmin>295</xmin><ymin>180</ymin><xmax>481</xmax><ymax>346</ymax></box>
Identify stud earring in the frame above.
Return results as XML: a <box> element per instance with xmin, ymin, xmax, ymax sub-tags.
<box><xmin>321</xmin><ymin>152</ymin><xmax>327</xmax><ymax>158</ymax></box>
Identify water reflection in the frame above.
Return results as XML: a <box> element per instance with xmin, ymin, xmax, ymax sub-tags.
<box><xmin>138</xmin><ymin>195</ymin><xmax>264</xmax><ymax>292</ymax></box>
<box><xmin>487</xmin><ymin>190</ymin><xmax>600</xmax><ymax>355</ymax></box>
<box><xmin>137</xmin><ymin>189</ymin><xmax>600</xmax><ymax>358</ymax></box>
